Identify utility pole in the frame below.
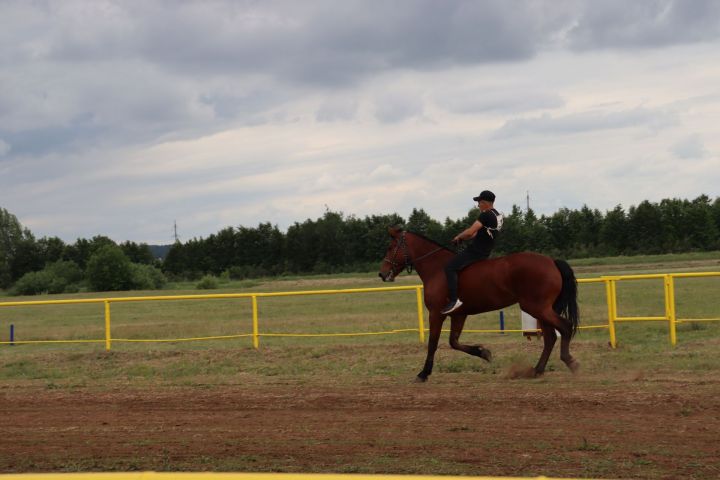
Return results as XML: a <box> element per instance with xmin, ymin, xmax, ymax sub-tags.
<box><xmin>173</xmin><ymin>220</ymin><xmax>179</xmax><ymax>243</ymax></box>
<box><xmin>526</xmin><ymin>191</ymin><xmax>530</xmax><ymax>211</ymax></box>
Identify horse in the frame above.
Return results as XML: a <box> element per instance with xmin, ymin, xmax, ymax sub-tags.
<box><xmin>378</xmin><ymin>226</ymin><xmax>579</xmax><ymax>382</ymax></box>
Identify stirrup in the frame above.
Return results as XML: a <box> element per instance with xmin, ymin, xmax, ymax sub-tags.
<box><xmin>441</xmin><ymin>299</ymin><xmax>463</xmax><ymax>314</ymax></box>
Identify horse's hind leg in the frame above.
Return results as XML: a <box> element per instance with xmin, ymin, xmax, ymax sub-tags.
<box><xmin>560</xmin><ymin>331</ymin><xmax>580</xmax><ymax>373</ymax></box>
<box><xmin>533</xmin><ymin>306</ymin><xmax>579</xmax><ymax>375</ymax></box>
<box><xmin>449</xmin><ymin>315</ymin><xmax>492</xmax><ymax>362</ymax></box>
<box><xmin>534</xmin><ymin>320</ymin><xmax>557</xmax><ymax>376</ymax></box>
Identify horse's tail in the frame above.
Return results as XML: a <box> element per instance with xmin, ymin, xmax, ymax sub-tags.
<box><xmin>553</xmin><ymin>259</ymin><xmax>579</xmax><ymax>338</ymax></box>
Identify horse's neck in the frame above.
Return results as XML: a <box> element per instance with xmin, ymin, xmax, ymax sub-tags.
<box><xmin>406</xmin><ymin>235</ymin><xmax>454</xmax><ymax>284</ymax></box>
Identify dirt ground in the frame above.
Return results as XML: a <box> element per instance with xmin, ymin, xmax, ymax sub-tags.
<box><xmin>2</xmin><ymin>377</ymin><xmax>719</xmax><ymax>479</ymax></box>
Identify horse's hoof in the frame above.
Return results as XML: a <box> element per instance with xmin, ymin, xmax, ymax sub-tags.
<box><xmin>480</xmin><ymin>348</ymin><xmax>492</xmax><ymax>363</ymax></box>
<box><xmin>470</xmin><ymin>345</ymin><xmax>492</xmax><ymax>362</ymax></box>
<box><xmin>568</xmin><ymin>359</ymin><xmax>580</xmax><ymax>374</ymax></box>
<box><xmin>414</xmin><ymin>375</ymin><xmax>428</xmax><ymax>383</ymax></box>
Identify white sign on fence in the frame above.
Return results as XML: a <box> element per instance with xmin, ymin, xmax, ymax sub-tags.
<box><xmin>521</xmin><ymin>310</ymin><xmax>561</xmax><ymax>337</ymax></box>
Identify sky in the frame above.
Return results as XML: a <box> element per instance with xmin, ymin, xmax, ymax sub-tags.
<box><xmin>1</xmin><ymin>0</ymin><xmax>719</xmax><ymax>244</ymax></box>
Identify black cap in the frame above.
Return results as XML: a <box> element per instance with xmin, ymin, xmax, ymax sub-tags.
<box><xmin>473</xmin><ymin>190</ymin><xmax>495</xmax><ymax>202</ymax></box>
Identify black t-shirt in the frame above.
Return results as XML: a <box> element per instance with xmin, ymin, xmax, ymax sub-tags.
<box><xmin>470</xmin><ymin>208</ymin><xmax>501</xmax><ymax>257</ymax></box>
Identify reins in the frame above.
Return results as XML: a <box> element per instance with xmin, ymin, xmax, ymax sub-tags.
<box><xmin>383</xmin><ymin>231</ymin><xmax>444</xmax><ymax>275</ymax></box>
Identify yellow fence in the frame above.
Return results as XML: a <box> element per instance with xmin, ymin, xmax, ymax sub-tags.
<box><xmin>0</xmin><ymin>272</ymin><xmax>718</xmax><ymax>349</ymax></box>
<box><xmin>602</xmin><ymin>272</ymin><xmax>720</xmax><ymax>347</ymax></box>
<box><xmin>0</xmin><ymin>285</ymin><xmax>426</xmax><ymax>350</ymax></box>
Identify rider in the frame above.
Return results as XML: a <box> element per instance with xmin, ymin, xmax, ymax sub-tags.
<box><xmin>441</xmin><ymin>190</ymin><xmax>503</xmax><ymax>315</ymax></box>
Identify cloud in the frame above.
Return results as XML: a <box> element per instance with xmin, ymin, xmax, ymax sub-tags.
<box><xmin>374</xmin><ymin>93</ymin><xmax>424</xmax><ymax>124</ymax></box>
<box><xmin>369</xmin><ymin>164</ymin><xmax>404</xmax><ymax>179</ymax></box>
<box><xmin>315</xmin><ymin>98</ymin><xmax>359</xmax><ymax>122</ymax></box>
<box><xmin>436</xmin><ymin>88</ymin><xmax>564</xmax><ymax>115</ymax></box>
<box><xmin>4</xmin><ymin>1</ymin><xmax>554</xmax><ymax>78</ymax></box>
<box><xmin>1</xmin><ymin>1</ymin><xmax>720</xmax><ymax>243</ymax></box>
<box><xmin>1</xmin><ymin>1</ymin><xmax>715</xmax><ymax>154</ymax></box>
<box><xmin>492</xmin><ymin>107</ymin><xmax>677</xmax><ymax>139</ymax></box>
<box><xmin>0</xmin><ymin>139</ymin><xmax>10</xmax><ymax>157</ymax></box>
<box><xmin>567</xmin><ymin>0</ymin><xmax>720</xmax><ymax>50</ymax></box>
<box><xmin>671</xmin><ymin>135</ymin><xmax>708</xmax><ymax>159</ymax></box>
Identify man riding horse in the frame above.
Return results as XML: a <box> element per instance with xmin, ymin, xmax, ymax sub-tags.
<box><xmin>442</xmin><ymin>190</ymin><xmax>504</xmax><ymax>314</ymax></box>
<box><xmin>379</xmin><ymin>191</ymin><xmax>578</xmax><ymax>381</ymax></box>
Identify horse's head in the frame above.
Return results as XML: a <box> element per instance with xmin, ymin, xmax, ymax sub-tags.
<box><xmin>378</xmin><ymin>226</ymin><xmax>410</xmax><ymax>282</ymax></box>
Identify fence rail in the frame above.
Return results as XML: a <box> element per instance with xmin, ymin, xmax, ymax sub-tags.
<box><xmin>601</xmin><ymin>272</ymin><xmax>720</xmax><ymax>347</ymax></box>
<box><xmin>1</xmin><ymin>272</ymin><xmax>718</xmax><ymax>349</ymax></box>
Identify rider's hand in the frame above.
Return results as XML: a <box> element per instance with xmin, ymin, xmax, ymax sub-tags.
<box><xmin>451</xmin><ymin>236</ymin><xmax>462</xmax><ymax>245</ymax></box>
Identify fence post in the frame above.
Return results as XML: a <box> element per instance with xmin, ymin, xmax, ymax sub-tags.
<box><xmin>104</xmin><ymin>300</ymin><xmax>112</xmax><ymax>351</ymax></box>
<box><xmin>251</xmin><ymin>295</ymin><xmax>259</xmax><ymax>349</ymax></box>
<box><xmin>415</xmin><ymin>286</ymin><xmax>425</xmax><ymax>344</ymax></box>
<box><xmin>665</xmin><ymin>275</ymin><xmax>677</xmax><ymax>346</ymax></box>
<box><xmin>605</xmin><ymin>278</ymin><xmax>618</xmax><ymax>348</ymax></box>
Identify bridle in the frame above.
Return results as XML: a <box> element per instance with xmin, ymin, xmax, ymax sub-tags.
<box><xmin>383</xmin><ymin>231</ymin><xmax>444</xmax><ymax>278</ymax></box>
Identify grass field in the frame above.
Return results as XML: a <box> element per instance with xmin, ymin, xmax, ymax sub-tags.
<box><xmin>1</xmin><ymin>254</ymin><xmax>720</xmax><ymax>477</ymax></box>
<box><xmin>1</xmin><ymin>255</ymin><xmax>719</xmax><ymax>387</ymax></box>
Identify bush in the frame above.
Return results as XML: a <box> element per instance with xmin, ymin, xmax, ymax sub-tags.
<box><xmin>63</xmin><ymin>283</ymin><xmax>81</xmax><ymax>294</ymax></box>
<box><xmin>46</xmin><ymin>260</ymin><xmax>83</xmax><ymax>284</ymax></box>
<box><xmin>196</xmin><ymin>275</ymin><xmax>219</xmax><ymax>290</ymax></box>
<box><xmin>46</xmin><ymin>260</ymin><xmax>84</xmax><ymax>294</ymax></box>
<box><xmin>86</xmin><ymin>245</ymin><xmax>133</xmax><ymax>292</ymax></box>
<box><xmin>11</xmin><ymin>270</ymin><xmax>53</xmax><ymax>296</ymax></box>
<box><xmin>130</xmin><ymin>263</ymin><xmax>167</xmax><ymax>290</ymax></box>
<box><xmin>47</xmin><ymin>277</ymin><xmax>68</xmax><ymax>294</ymax></box>
<box><xmin>226</xmin><ymin>266</ymin><xmax>246</xmax><ymax>280</ymax></box>
<box><xmin>9</xmin><ymin>260</ymin><xmax>85</xmax><ymax>296</ymax></box>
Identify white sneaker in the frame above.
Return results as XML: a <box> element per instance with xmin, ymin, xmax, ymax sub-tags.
<box><xmin>441</xmin><ymin>299</ymin><xmax>463</xmax><ymax>315</ymax></box>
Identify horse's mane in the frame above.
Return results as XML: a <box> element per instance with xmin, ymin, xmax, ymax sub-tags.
<box><xmin>405</xmin><ymin>230</ymin><xmax>457</xmax><ymax>254</ymax></box>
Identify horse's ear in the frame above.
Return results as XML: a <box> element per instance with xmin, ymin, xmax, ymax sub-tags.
<box><xmin>387</xmin><ymin>225</ymin><xmax>402</xmax><ymax>237</ymax></box>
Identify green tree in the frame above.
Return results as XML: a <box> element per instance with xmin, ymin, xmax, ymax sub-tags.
<box><xmin>543</xmin><ymin>208</ymin><xmax>575</xmax><ymax>256</ymax></box>
<box><xmin>120</xmin><ymin>241</ymin><xmax>155</xmax><ymax>265</ymax></box>
<box><xmin>64</xmin><ymin>236</ymin><xmax>117</xmax><ymax>269</ymax></box>
<box><xmin>9</xmin><ymin>235</ymin><xmax>43</xmax><ymax>282</ymax></box>
<box><xmin>685</xmin><ymin>195</ymin><xmax>719</xmax><ymax>251</ymax></box>
<box><xmin>627</xmin><ymin>201</ymin><xmax>664</xmax><ymax>254</ymax></box>
<box><xmin>256</xmin><ymin>223</ymin><xmax>286</xmax><ymax>274</ymax></box>
<box><xmin>314</xmin><ymin>210</ymin><xmax>345</xmax><ymax>272</ymax></box>
<box><xmin>523</xmin><ymin>208</ymin><xmax>550</xmax><ymax>252</ymax></box>
<box><xmin>712</xmin><ymin>197</ymin><xmax>720</xmax><ymax>245</ymax></box>
<box><xmin>37</xmin><ymin>236</ymin><xmax>66</xmax><ymax>265</ymax></box>
<box><xmin>496</xmin><ymin>205</ymin><xmax>527</xmax><ymax>254</ymax></box>
<box><xmin>129</xmin><ymin>263</ymin><xmax>167</xmax><ymax>290</ymax></box>
<box><xmin>162</xmin><ymin>241</ymin><xmax>187</xmax><ymax>278</ymax></box>
<box><xmin>407</xmin><ymin>208</ymin><xmax>444</xmax><ymax>240</ymax></box>
<box><xmin>600</xmin><ymin>205</ymin><xmax>629</xmax><ymax>255</ymax></box>
<box><xmin>441</xmin><ymin>214</ymin><xmax>470</xmax><ymax>248</ymax></box>
<box><xmin>86</xmin><ymin>245</ymin><xmax>133</xmax><ymax>292</ymax></box>
<box><xmin>362</xmin><ymin>213</ymin><xmax>406</xmax><ymax>264</ymax></box>
<box><xmin>0</xmin><ymin>207</ymin><xmax>38</xmax><ymax>288</ymax></box>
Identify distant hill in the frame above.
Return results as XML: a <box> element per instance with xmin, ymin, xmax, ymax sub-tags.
<box><xmin>148</xmin><ymin>244</ymin><xmax>172</xmax><ymax>260</ymax></box>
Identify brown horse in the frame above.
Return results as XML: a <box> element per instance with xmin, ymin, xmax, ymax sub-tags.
<box><xmin>379</xmin><ymin>226</ymin><xmax>579</xmax><ymax>382</ymax></box>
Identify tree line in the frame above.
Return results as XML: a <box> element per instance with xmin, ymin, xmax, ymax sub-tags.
<box><xmin>163</xmin><ymin>194</ymin><xmax>720</xmax><ymax>278</ymax></box>
<box><xmin>1</xmin><ymin>207</ymin><xmax>162</xmax><ymax>294</ymax></box>
<box><xmin>2</xmin><ymin>194</ymin><xmax>719</xmax><ymax>294</ymax></box>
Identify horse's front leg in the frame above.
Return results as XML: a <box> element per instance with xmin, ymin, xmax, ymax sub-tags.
<box><xmin>416</xmin><ymin>310</ymin><xmax>445</xmax><ymax>383</ymax></box>
<box><xmin>449</xmin><ymin>315</ymin><xmax>492</xmax><ymax>362</ymax></box>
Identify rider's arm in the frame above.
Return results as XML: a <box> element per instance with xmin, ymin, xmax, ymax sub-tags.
<box><xmin>452</xmin><ymin>220</ymin><xmax>483</xmax><ymax>243</ymax></box>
